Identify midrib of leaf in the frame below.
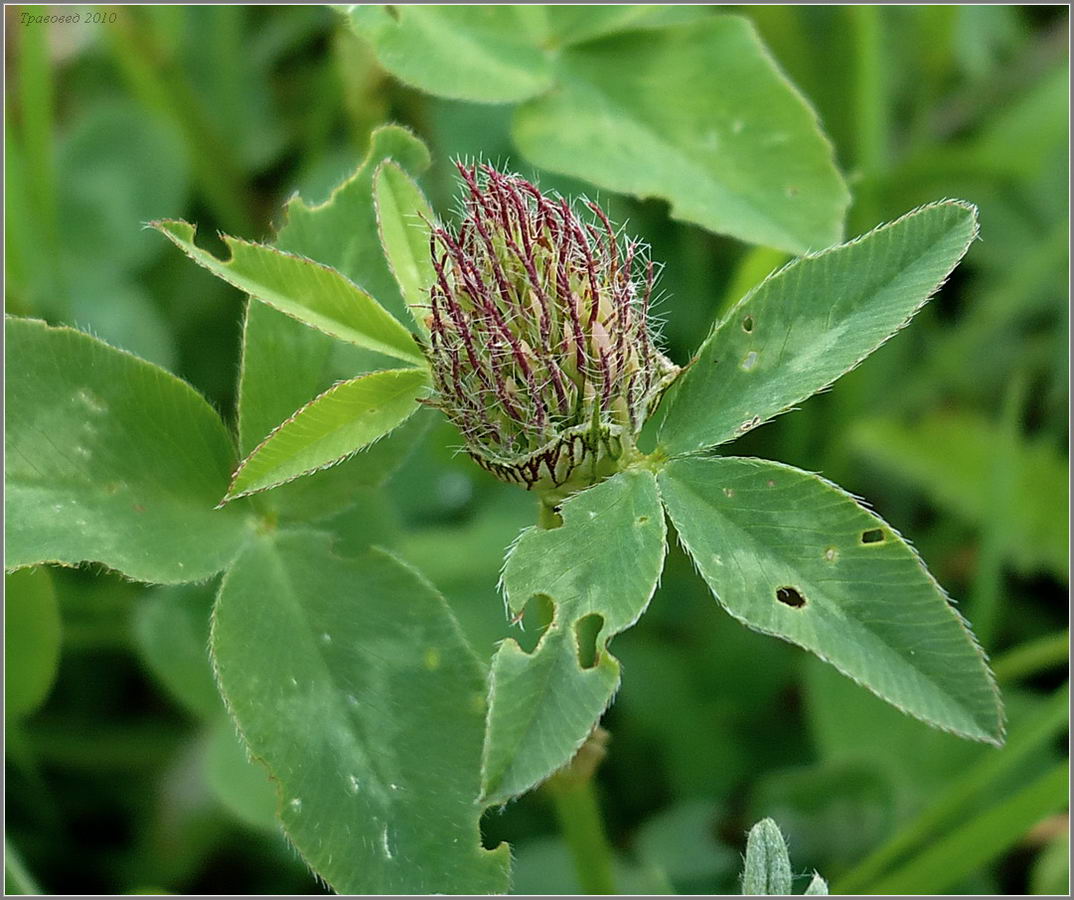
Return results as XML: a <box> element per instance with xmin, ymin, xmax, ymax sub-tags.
<box><xmin>659</xmin><ymin>461</ymin><xmax>999</xmax><ymax>737</ymax></box>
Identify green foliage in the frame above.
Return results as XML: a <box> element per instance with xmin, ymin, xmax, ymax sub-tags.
<box><xmin>373</xmin><ymin>160</ymin><xmax>436</xmax><ymax>334</ymax></box>
<box><xmin>4</xmin><ymin>5</ymin><xmax>1066</xmax><ymax>895</ymax></box>
<box><xmin>152</xmin><ymin>220</ymin><xmax>425</xmax><ymax>365</ymax></box>
<box><xmin>343</xmin><ymin>6</ymin><xmax>555</xmax><ymax>103</ymax></box>
<box><xmin>226</xmin><ymin>368</ymin><xmax>428</xmax><ymax>501</ymax></box>
<box><xmin>659</xmin><ymin>456</ymin><xmax>1002</xmax><ymax>744</ymax></box>
<box><xmin>482</xmin><ymin>470</ymin><xmax>666</xmax><ymax>803</ymax></box>
<box><xmin>5</xmin><ymin>318</ymin><xmax>249</xmax><ymax>583</ymax></box>
<box><xmin>512</xmin><ymin>18</ymin><xmax>848</xmax><ymax>254</ymax></box>
<box><xmin>212</xmin><ymin>531</ymin><xmax>509</xmax><ymax>893</ymax></box>
<box><xmin>849</xmin><ymin>412</ymin><xmax>1069</xmax><ymax>579</ymax></box>
<box><xmin>133</xmin><ymin>582</ymin><xmax>221</xmax><ymax>719</ymax></box>
<box><xmin>658</xmin><ymin>202</ymin><xmax>979</xmax><ymax>455</ymax></box>
<box><xmin>4</xmin><ymin>568</ymin><xmax>61</xmax><ymax>719</ymax></box>
<box><xmin>345</xmin><ymin>6</ymin><xmax>849</xmax><ymax>253</ymax></box>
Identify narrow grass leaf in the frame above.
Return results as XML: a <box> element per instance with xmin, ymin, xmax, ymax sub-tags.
<box><xmin>865</xmin><ymin>762</ymin><xmax>1068</xmax><ymax>894</ymax></box>
<box><xmin>659</xmin><ymin>201</ymin><xmax>979</xmax><ymax>456</ymax></box>
<box><xmin>658</xmin><ymin>456</ymin><xmax>1003</xmax><ymax>744</ymax></box>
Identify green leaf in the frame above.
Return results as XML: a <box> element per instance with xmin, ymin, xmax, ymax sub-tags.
<box><xmin>204</xmin><ymin>719</ymin><xmax>279</xmax><ymax>833</ymax></box>
<box><xmin>152</xmin><ymin>219</ymin><xmax>424</xmax><ymax>366</ymax></box>
<box><xmin>658</xmin><ymin>456</ymin><xmax>1003</xmax><ymax>744</ymax></box>
<box><xmin>212</xmin><ymin>530</ymin><xmax>509</xmax><ymax>893</ymax></box>
<box><xmin>741</xmin><ymin>818</ymin><xmax>792</xmax><ymax>895</ymax></box>
<box><xmin>226</xmin><ymin>368</ymin><xmax>427</xmax><ymax>502</ymax></box>
<box><xmin>57</xmin><ymin>99</ymin><xmax>189</xmax><ymax>276</ymax></box>
<box><xmin>658</xmin><ymin>201</ymin><xmax>979</xmax><ymax>456</ymax></box>
<box><xmin>133</xmin><ymin>582</ymin><xmax>221</xmax><ymax>719</ymax></box>
<box><xmin>804</xmin><ymin>872</ymin><xmax>830</xmax><ymax>895</ymax></box>
<box><xmin>5</xmin><ymin>318</ymin><xmax>249</xmax><ymax>583</ymax></box>
<box><xmin>342</xmin><ymin>5</ymin><xmax>554</xmax><ymax>103</ymax></box>
<box><xmin>847</xmin><ymin>412</ymin><xmax>1069</xmax><ymax>579</ymax></box>
<box><xmin>634</xmin><ymin>801</ymin><xmax>738</xmax><ymax>891</ymax></box>
<box><xmin>374</xmin><ymin>160</ymin><xmax>435</xmax><ymax>335</ymax></box>
<box><xmin>277</xmin><ymin>125</ymin><xmax>430</xmax><ymax>326</ymax></box>
<box><xmin>513</xmin><ymin>17</ymin><xmax>849</xmax><ymax>254</ymax></box>
<box><xmin>482</xmin><ymin>469</ymin><xmax>666</xmax><ymax>804</ymax></box>
<box><xmin>237</xmin><ymin>126</ymin><xmax>431</xmax><ymax>520</ymax></box>
<box><xmin>835</xmin><ymin>683</ymin><xmax>1067</xmax><ymax>893</ymax></box>
<box><xmin>4</xmin><ymin>568</ymin><xmax>61</xmax><ymax>719</ymax></box>
<box><xmin>866</xmin><ymin>762</ymin><xmax>1068</xmax><ymax>894</ymax></box>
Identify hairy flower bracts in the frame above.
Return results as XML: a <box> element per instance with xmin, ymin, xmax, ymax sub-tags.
<box><xmin>425</xmin><ymin>163</ymin><xmax>679</xmax><ymax>498</ymax></box>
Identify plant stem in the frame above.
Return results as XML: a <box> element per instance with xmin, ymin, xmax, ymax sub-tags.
<box><xmin>102</xmin><ymin>6</ymin><xmax>256</xmax><ymax>235</ymax></box>
<box><xmin>848</xmin><ymin>4</ymin><xmax>889</xmax><ymax>234</ymax></box>
<box><xmin>544</xmin><ymin>728</ymin><xmax>617</xmax><ymax>894</ymax></box>
<box><xmin>992</xmin><ymin>630</ymin><xmax>1069</xmax><ymax>683</ymax></box>
<box><xmin>836</xmin><ymin>682</ymin><xmax>1069</xmax><ymax>893</ymax></box>
<box><xmin>967</xmin><ymin>372</ymin><xmax>1026</xmax><ymax>647</ymax></box>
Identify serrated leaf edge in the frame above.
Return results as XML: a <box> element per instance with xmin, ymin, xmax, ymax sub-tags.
<box><xmin>657</xmin><ymin>454</ymin><xmax>1005</xmax><ymax>745</ymax></box>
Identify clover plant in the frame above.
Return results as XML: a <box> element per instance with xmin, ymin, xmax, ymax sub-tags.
<box><xmin>7</xmin><ymin>124</ymin><xmax>1001</xmax><ymax>890</ymax></box>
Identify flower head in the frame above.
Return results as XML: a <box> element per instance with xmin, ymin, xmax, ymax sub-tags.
<box><xmin>425</xmin><ymin>163</ymin><xmax>678</xmax><ymax>496</ymax></box>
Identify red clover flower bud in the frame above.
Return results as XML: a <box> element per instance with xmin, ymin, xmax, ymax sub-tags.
<box><xmin>424</xmin><ymin>163</ymin><xmax>679</xmax><ymax>498</ymax></box>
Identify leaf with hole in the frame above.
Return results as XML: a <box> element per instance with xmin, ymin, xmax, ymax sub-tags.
<box><xmin>5</xmin><ymin>318</ymin><xmax>249</xmax><ymax>583</ymax></box>
<box><xmin>658</xmin><ymin>456</ymin><xmax>1003</xmax><ymax>744</ymax></box>
<box><xmin>482</xmin><ymin>469</ymin><xmax>666</xmax><ymax>804</ymax></box>
<box><xmin>659</xmin><ymin>201</ymin><xmax>979</xmax><ymax>456</ymax></box>
<box><xmin>226</xmin><ymin>367</ymin><xmax>428</xmax><ymax>502</ymax></box>
<box><xmin>212</xmin><ymin>529</ymin><xmax>509</xmax><ymax>893</ymax></box>
<box><xmin>152</xmin><ymin>219</ymin><xmax>424</xmax><ymax>366</ymax></box>
<box><xmin>848</xmin><ymin>412</ymin><xmax>1069</xmax><ymax>579</ymax></box>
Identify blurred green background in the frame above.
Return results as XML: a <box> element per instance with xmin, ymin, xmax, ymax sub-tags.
<box><xmin>4</xmin><ymin>4</ymin><xmax>1068</xmax><ymax>894</ymax></box>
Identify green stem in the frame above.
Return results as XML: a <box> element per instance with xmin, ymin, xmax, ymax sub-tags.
<box><xmin>836</xmin><ymin>682</ymin><xmax>1069</xmax><ymax>893</ymax></box>
<box><xmin>102</xmin><ymin>7</ymin><xmax>255</xmax><ymax>234</ymax></box>
<box><xmin>544</xmin><ymin>729</ymin><xmax>617</xmax><ymax>895</ymax></box>
<box><xmin>14</xmin><ymin>8</ymin><xmax>65</xmax><ymax>311</ymax></box>
<box><xmin>967</xmin><ymin>372</ymin><xmax>1027</xmax><ymax>647</ymax></box>
<box><xmin>992</xmin><ymin>630</ymin><xmax>1069</xmax><ymax>683</ymax></box>
<box><xmin>847</xmin><ymin>4</ymin><xmax>889</xmax><ymax>233</ymax></box>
